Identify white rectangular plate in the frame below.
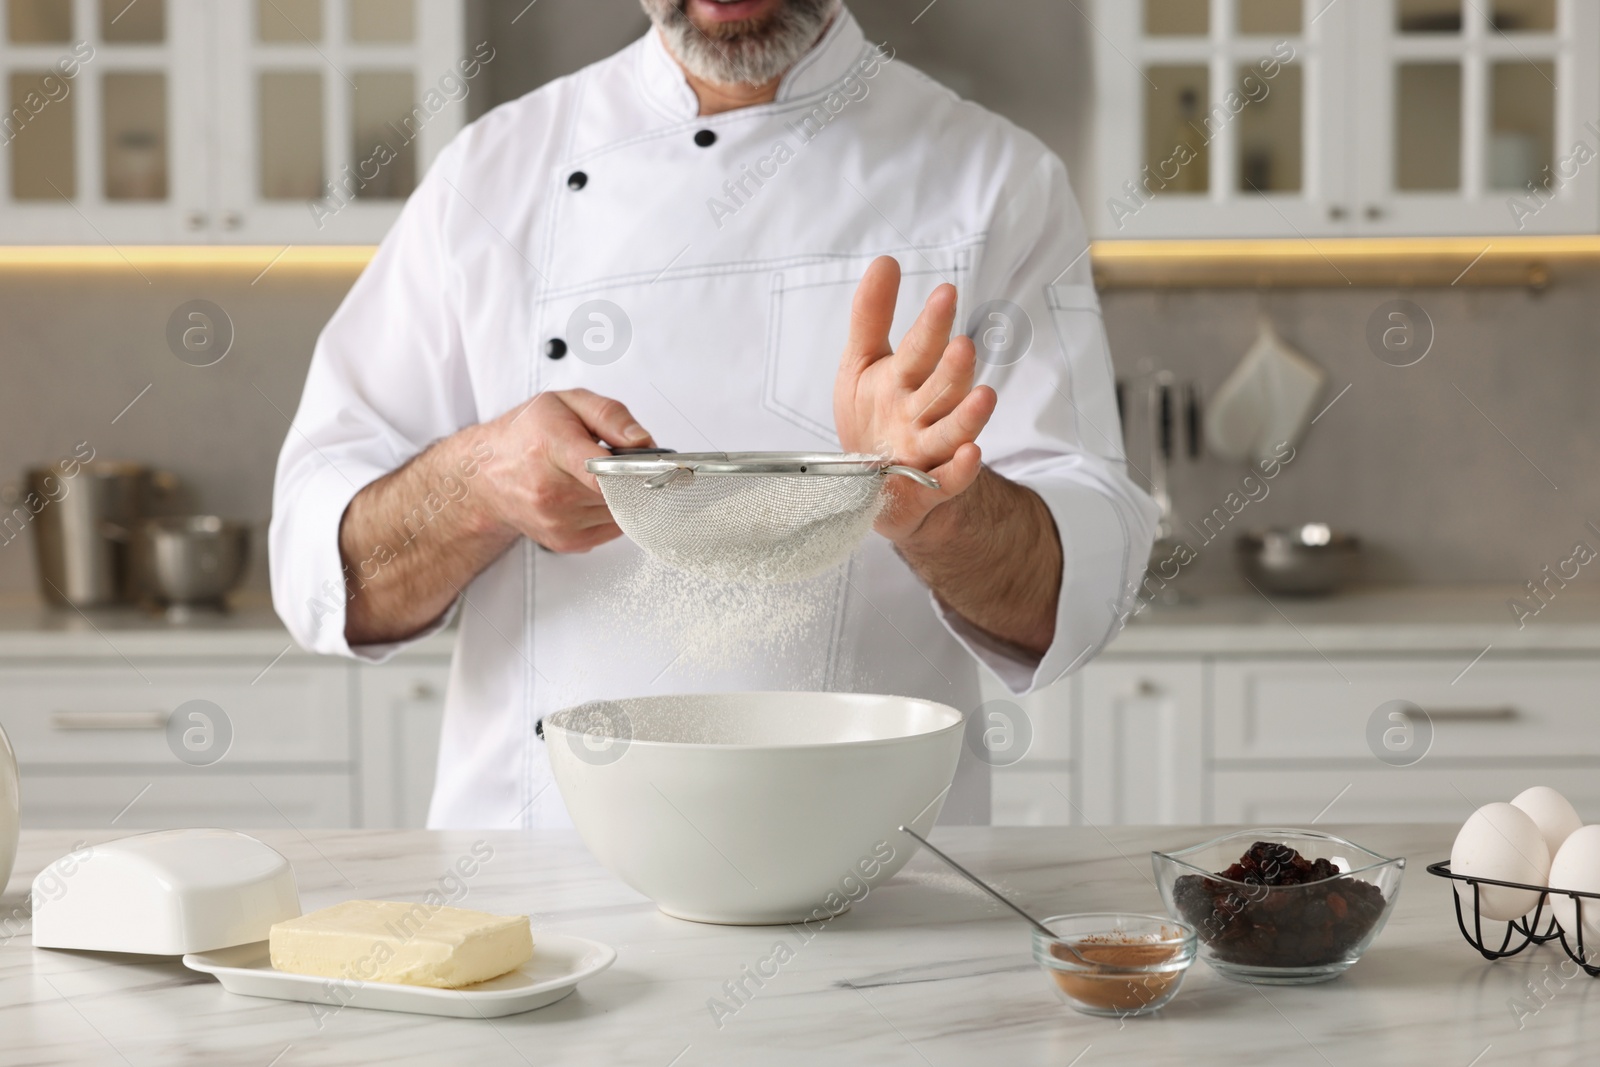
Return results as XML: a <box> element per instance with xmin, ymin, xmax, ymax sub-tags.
<box><xmin>183</xmin><ymin>933</ymin><xmax>616</xmax><ymax>1019</ymax></box>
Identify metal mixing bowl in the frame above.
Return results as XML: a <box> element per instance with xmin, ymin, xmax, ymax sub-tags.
<box><xmin>1235</xmin><ymin>524</ymin><xmax>1360</xmax><ymax>597</ymax></box>
<box><xmin>135</xmin><ymin>516</ymin><xmax>250</xmax><ymax>610</ymax></box>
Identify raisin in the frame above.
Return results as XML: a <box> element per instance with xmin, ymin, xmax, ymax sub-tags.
<box><xmin>1169</xmin><ymin>843</ymin><xmax>1387</xmax><ymax>968</ymax></box>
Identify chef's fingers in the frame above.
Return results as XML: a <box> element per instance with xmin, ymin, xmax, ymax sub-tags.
<box><xmin>572</xmin><ymin>501</ymin><xmax>622</xmax><ymax>528</ymax></box>
<box><xmin>539</xmin><ymin>519</ymin><xmax>623</xmax><ymax>554</ymax></box>
<box><xmin>924</xmin><ymin>441</ymin><xmax>985</xmax><ymax>500</ymax></box>
<box><xmin>892</xmin><ymin>283</ymin><xmax>958</xmax><ymax>389</ymax></box>
<box><xmin>549</xmin><ymin>435</ymin><xmax>611</xmax><ymax>495</ymax></box>
<box><xmin>556</xmin><ymin>388</ymin><xmax>655</xmax><ymax>450</ymax></box>
<box><xmin>911</xmin><ymin>334</ymin><xmax>977</xmax><ymax>425</ymax></box>
<box><xmin>841</xmin><ymin>256</ymin><xmax>901</xmax><ymax>374</ymax></box>
<box><xmin>923</xmin><ymin>385</ymin><xmax>996</xmax><ymax>462</ymax></box>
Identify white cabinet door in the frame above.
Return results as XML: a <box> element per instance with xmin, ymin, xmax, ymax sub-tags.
<box><xmin>1350</xmin><ymin>0</ymin><xmax>1600</xmax><ymax>235</ymax></box>
<box><xmin>983</xmin><ymin>671</ymin><xmax>1074</xmax><ymax>826</ymax></box>
<box><xmin>1212</xmin><ymin>766</ymin><xmax>1600</xmax><ymax>825</ymax></box>
<box><xmin>1077</xmin><ymin>659</ymin><xmax>1205</xmax><ymax>825</ymax></box>
<box><xmin>1091</xmin><ymin>0</ymin><xmax>1600</xmax><ymax>237</ymax></box>
<box><xmin>0</xmin><ymin>662</ymin><xmax>351</xmax><ymax>766</ymax></box>
<box><xmin>0</xmin><ymin>0</ymin><xmax>210</xmax><ymax>242</ymax></box>
<box><xmin>1213</xmin><ymin>657</ymin><xmax>1600</xmax><ymax>762</ymax></box>
<box><xmin>20</xmin><ymin>772</ymin><xmax>353</xmax><ymax>828</ymax></box>
<box><xmin>1091</xmin><ymin>0</ymin><xmax>1352</xmax><ymax>238</ymax></box>
<box><xmin>0</xmin><ymin>0</ymin><xmax>467</xmax><ymax>243</ymax></box>
<box><xmin>209</xmin><ymin>0</ymin><xmax>468</xmax><ymax>244</ymax></box>
<box><xmin>992</xmin><ymin>768</ymin><xmax>1076</xmax><ymax>827</ymax></box>
<box><xmin>357</xmin><ymin>657</ymin><xmax>448</xmax><ymax>828</ymax></box>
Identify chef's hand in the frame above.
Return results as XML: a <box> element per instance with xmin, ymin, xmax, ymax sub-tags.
<box><xmin>834</xmin><ymin>256</ymin><xmax>998</xmax><ymax>543</ymax></box>
<box><xmin>476</xmin><ymin>388</ymin><xmax>655</xmax><ymax>553</ymax></box>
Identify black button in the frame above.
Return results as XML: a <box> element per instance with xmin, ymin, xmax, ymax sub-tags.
<box><xmin>535</xmin><ymin>718</ymin><xmax>544</xmax><ymax>740</ymax></box>
<box><xmin>694</xmin><ymin>129</ymin><xmax>717</xmax><ymax>148</ymax></box>
<box><xmin>545</xmin><ymin>338</ymin><xmax>567</xmax><ymax>360</ymax></box>
<box><xmin>567</xmin><ymin>171</ymin><xmax>587</xmax><ymax>190</ymax></box>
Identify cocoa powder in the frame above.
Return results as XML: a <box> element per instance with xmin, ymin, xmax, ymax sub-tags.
<box><xmin>1048</xmin><ymin>935</ymin><xmax>1183</xmax><ymax>1012</ymax></box>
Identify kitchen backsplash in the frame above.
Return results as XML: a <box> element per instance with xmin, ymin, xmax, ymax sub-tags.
<box><xmin>3</xmin><ymin>265</ymin><xmax>1596</xmax><ymax>599</ymax></box>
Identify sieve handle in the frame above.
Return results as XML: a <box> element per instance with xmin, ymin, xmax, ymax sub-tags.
<box><xmin>884</xmin><ymin>465</ymin><xmax>940</xmax><ymax>490</ymax></box>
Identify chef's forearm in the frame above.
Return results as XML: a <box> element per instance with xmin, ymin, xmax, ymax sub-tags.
<box><xmin>895</xmin><ymin>468</ymin><xmax>1062</xmax><ymax>657</ymax></box>
<box><xmin>339</xmin><ymin>429</ymin><xmax>516</xmax><ymax>647</ymax></box>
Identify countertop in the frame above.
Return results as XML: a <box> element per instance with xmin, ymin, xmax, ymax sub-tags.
<box><xmin>1110</xmin><ymin>586</ymin><xmax>1600</xmax><ymax>655</ymax></box>
<box><xmin>0</xmin><ymin>593</ymin><xmax>456</xmax><ymax>660</ymax></box>
<box><xmin>1</xmin><ymin>824</ymin><xmax>1591</xmax><ymax>1065</ymax></box>
<box><xmin>0</xmin><ymin>586</ymin><xmax>1597</xmax><ymax>660</ymax></box>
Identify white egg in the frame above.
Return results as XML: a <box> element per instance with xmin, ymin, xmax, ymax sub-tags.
<box><xmin>1451</xmin><ymin>802</ymin><xmax>1550</xmax><ymax>921</ymax></box>
<box><xmin>1511</xmin><ymin>786</ymin><xmax>1584</xmax><ymax>859</ymax></box>
<box><xmin>1549</xmin><ymin>825</ymin><xmax>1600</xmax><ymax>946</ymax></box>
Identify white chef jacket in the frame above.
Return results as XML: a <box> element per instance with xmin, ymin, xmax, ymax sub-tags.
<box><xmin>269</xmin><ymin>10</ymin><xmax>1158</xmax><ymax>829</ymax></box>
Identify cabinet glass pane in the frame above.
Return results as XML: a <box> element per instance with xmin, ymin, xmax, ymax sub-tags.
<box><xmin>100</xmin><ymin>0</ymin><xmax>164</xmax><ymax>43</ymax></box>
<box><xmin>258</xmin><ymin>0</ymin><xmax>321</xmax><ymax>42</ymax></box>
<box><xmin>1396</xmin><ymin>63</ymin><xmax>1461</xmax><ymax>190</ymax></box>
<box><xmin>1489</xmin><ymin>60</ymin><xmax>1554</xmax><ymax>190</ymax></box>
<box><xmin>8</xmin><ymin>70</ymin><xmax>75</xmax><ymax>199</ymax></box>
<box><xmin>259</xmin><ymin>71</ymin><xmax>324</xmax><ymax>199</ymax></box>
<box><xmin>1236</xmin><ymin>62</ymin><xmax>1301</xmax><ymax>192</ymax></box>
<box><xmin>349</xmin><ymin>0</ymin><xmax>413</xmax><ymax>42</ymax></box>
<box><xmin>1144</xmin><ymin>0</ymin><xmax>1208</xmax><ymax>36</ymax></box>
<box><xmin>1398</xmin><ymin>0</ymin><xmax>1461</xmax><ymax>32</ymax></box>
<box><xmin>351</xmin><ymin>70</ymin><xmax>416</xmax><ymax>198</ymax></box>
<box><xmin>1237</xmin><ymin>0</ymin><xmax>1300</xmax><ymax>34</ymax></box>
<box><xmin>6</xmin><ymin>0</ymin><xmax>70</xmax><ymax>42</ymax></box>
<box><xmin>1493</xmin><ymin>0</ymin><xmax>1555</xmax><ymax>31</ymax></box>
<box><xmin>102</xmin><ymin>72</ymin><xmax>166</xmax><ymax>200</ymax></box>
<box><xmin>1144</xmin><ymin>65</ymin><xmax>1210</xmax><ymax>194</ymax></box>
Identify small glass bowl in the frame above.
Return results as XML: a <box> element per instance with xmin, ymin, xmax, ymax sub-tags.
<box><xmin>1152</xmin><ymin>828</ymin><xmax>1405</xmax><ymax>985</ymax></box>
<box><xmin>1030</xmin><ymin>913</ymin><xmax>1197</xmax><ymax>1017</ymax></box>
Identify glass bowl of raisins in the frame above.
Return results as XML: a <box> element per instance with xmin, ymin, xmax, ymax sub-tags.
<box><xmin>1151</xmin><ymin>829</ymin><xmax>1405</xmax><ymax>985</ymax></box>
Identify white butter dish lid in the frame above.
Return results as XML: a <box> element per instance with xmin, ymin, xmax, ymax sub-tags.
<box><xmin>32</xmin><ymin>828</ymin><xmax>301</xmax><ymax>955</ymax></box>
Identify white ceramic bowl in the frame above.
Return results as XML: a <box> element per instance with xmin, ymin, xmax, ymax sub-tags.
<box><xmin>545</xmin><ymin>692</ymin><xmax>964</xmax><ymax>925</ymax></box>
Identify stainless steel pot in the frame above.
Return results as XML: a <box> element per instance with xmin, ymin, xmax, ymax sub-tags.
<box><xmin>1236</xmin><ymin>524</ymin><xmax>1361</xmax><ymax>597</ymax></box>
<box><xmin>25</xmin><ymin>462</ymin><xmax>168</xmax><ymax>607</ymax></box>
<box><xmin>135</xmin><ymin>516</ymin><xmax>250</xmax><ymax>611</ymax></box>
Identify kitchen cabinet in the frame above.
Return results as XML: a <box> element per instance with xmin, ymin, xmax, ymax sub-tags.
<box><xmin>1091</xmin><ymin>0</ymin><xmax>1600</xmax><ymax>237</ymax></box>
<box><xmin>0</xmin><ymin>662</ymin><xmax>351</xmax><ymax>764</ymax></box>
<box><xmin>19</xmin><ymin>772</ymin><xmax>353</xmax><ymax>828</ymax></box>
<box><xmin>357</xmin><ymin>658</ymin><xmax>448</xmax><ymax>828</ymax></box>
<box><xmin>0</xmin><ymin>658</ymin><xmax>358</xmax><ymax>827</ymax></box>
<box><xmin>992</xmin><ymin>649</ymin><xmax>1600</xmax><ymax>827</ymax></box>
<box><xmin>1077</xmin><ymin>660</ymin><xmax>1206</xmax><ymax>826</ymax></box>
<box><xmin>0</xmin><ymin>622</ymin><xmax>452</xmax><ymax>829</ymax></box>
<box><xmin>0</xmin><ymin>0</ymin><xmax>467</xmax><ymax>244</ymax></box>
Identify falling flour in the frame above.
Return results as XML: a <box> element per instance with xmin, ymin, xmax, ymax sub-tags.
<box><xmin>595</xmin><ymin>552</ymin><xmax>852</xmax><ymax>684</ymax></box>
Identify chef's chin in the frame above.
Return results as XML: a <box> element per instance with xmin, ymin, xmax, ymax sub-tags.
<box><xmin>640</xmin><ymin>0</ymin><xmax>841</xmax><ymax>86</ymax></box>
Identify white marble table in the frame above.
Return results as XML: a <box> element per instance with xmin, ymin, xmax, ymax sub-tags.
<box><xmin>1</xmin><ymin>825</ymin><xmax>1593</xmax><ymax>1066</ymax></box>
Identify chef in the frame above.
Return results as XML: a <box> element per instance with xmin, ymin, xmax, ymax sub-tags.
<box><xmin>270</xmin><ymin>0</ymin><xmax>1157</xmax><ymax>828</ymax></box>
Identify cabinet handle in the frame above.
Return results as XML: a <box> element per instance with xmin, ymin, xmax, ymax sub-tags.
<box><xmin>411</xmin><ymin>682</ymin><xmax>437</xmax><ymax>700</ymax></box>
<box><xmin>51</xmin><ymin>710</ymin><xmax>169</xmax><ymax>730</ymax></box>
<box><xmin>1422</xmin><ymin>706</ymin><xmax>1518</xmax><ymax>722</ymax></box>
<box><xmin>1136</xmin><ymin>679</ymin><xmax>1162</xmax><ymax>697</ymax></box>
<box><xmin>1327</xmin><ymin>205</ymin><xmax>1348</xmax><ymax>221</ymax></box>
<box><xmin>222</xmin><ymin>212</ymin><xmax>243</xmax><ymax>231</ymax></box>
<box><xmin>1365</xmin><ymin>205</ymin><xmax>1386</xmax><ymax>221</ymax></box>
<box><xmin>185</xmin><ymin>211</ymin><xmax>208</xmax><ymax>231</ymax></box>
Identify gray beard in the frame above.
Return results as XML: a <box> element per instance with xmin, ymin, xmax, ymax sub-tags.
<box><xmin>640</xmin><ymin>0</ymin><xmax>842</xmax><ymax>86</ymax></box>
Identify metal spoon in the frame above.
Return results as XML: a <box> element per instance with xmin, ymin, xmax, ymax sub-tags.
<box><xmin>898</xmin><ymin>825</ymin><xmax>1059</xmax><ymax>939</ymax></box>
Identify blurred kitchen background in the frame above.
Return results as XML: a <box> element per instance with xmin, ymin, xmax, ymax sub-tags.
<box><xmin>2</xmin><ymin>0</ymin><xmax>1598</xmax><ymax>830</ymax></box>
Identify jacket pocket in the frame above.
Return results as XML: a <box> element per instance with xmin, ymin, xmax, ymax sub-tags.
<box><xmin>764</xmin><ymin>250</ymin><xmax>970</xmax><ymax>444</ymax></box>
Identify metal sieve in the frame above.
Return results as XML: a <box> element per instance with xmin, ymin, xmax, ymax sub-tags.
<box><xmin>585</xmin><ymin>452</ymin><xmax>939</xmax><ymax>584</ymax></box>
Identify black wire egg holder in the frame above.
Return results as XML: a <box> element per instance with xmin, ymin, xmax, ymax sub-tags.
<box><xmin>1427</xmin><ymin>860</ymin><xmax>1600</xmax><ymax>976</ymax></box>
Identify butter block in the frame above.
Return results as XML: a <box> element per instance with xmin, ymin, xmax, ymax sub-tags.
<box><xmin>269</xmin><ymin>900</ymin><xmax>533</xmax><ymax>989</ymax></box>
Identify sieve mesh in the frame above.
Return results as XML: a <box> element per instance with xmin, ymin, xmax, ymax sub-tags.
<box><xmin>596</xmin><ymin>471</ymin><xmax>885</xmax><ymax>585</ymax></box>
